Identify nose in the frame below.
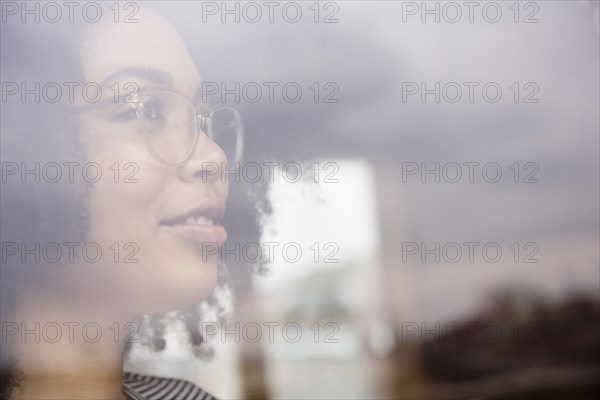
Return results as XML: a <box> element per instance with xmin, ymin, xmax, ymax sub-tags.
<box><xmin>177</xmin><ymin>132</ymin><xmax>228</xmax><ymax>183</ymax></box>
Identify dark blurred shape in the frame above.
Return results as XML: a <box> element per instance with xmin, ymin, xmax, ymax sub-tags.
<box><xmin>406</xmin><ymin>291</ymin><xmax>600</xmax><ymax>399</ymax></box>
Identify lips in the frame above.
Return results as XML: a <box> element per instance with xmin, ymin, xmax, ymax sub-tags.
<box><xmin>159</xmin><ymin>198</ymin><xmax>227</xmax><ymax>245</ymax></box>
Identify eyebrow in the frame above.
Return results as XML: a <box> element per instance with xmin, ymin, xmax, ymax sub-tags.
<box><xmin>101</xmin><ymin>67</ymin><xmax>205</xmax><ymax>106</ymax></box>
<box><xmin>100</xmin><ymin>67</ymin><xmax>173</xmax><ymax>88</ymax></box>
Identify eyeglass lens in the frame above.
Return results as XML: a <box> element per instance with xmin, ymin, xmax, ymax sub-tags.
<box><xmin>137</xmin><ymin>91</ymin><xmax>241</xmax><ymax>165</ymax></box>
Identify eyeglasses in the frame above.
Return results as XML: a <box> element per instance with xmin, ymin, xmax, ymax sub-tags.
<box><xmin>128</xmin><ymin>86</ymin><xmax>244</xmax><ymax>167</ymax></box>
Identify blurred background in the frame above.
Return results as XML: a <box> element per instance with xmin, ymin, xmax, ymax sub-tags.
<box><xmin>121</xmin><ymin>1</ymin><xmax>600</xmax><ymax>399</ymax></box>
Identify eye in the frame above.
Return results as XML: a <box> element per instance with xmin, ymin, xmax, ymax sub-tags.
<box><xmin>139</xmin><ymin>100</ymin><xmax>164</xmax><ymax>120</ymax></box>
<box><xmin>114</xmin><ymin>100</ymin><xmax>164</xmax><ymax>121</ymax></box>
<box><xmin>114</xmin><ymin>105</ymin><xmax>137</xmax><ymax>121</ymax></box>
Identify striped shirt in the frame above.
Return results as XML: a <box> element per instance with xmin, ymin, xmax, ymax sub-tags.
<box><xmin>122</xmin><ymin>372</ymin><xmax>217</xmax><ymax>400</ymax></box>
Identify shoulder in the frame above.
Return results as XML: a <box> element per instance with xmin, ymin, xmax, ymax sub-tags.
<box><xmin>122</xmin><ymin>371</ymin><xmax>217</xmax><ymax>400</ymax></box>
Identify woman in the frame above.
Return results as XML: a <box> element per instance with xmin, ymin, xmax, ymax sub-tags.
<box><xmin>1</xmin><ymin>4</ymin><xmax>265</xmax><ymax>399</ymax></box>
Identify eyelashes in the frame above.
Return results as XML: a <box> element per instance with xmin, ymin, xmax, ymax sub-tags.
<box><xmin>114</xmin><ymin>100</ymin><xmax>165</xmax><ymax>122</ymax></box>
<box><xmin>114</xmin><ymin>106</ymin><xmax>137</xmax><ymax>121</ymax></box>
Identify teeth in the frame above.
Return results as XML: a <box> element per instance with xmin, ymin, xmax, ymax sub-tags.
<box><xmin>184</xmin><ymin>216</ymin><xmax>215</xmax><ymax>225</ymax></box>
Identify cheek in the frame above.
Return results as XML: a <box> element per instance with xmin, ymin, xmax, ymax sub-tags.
<box><xmin>82</xmin><ymin>127</ymin><xmax>171</xmax><ymax>254</ymax></box>
<box><xmin>89</xmin><ymin>147</ymin><xmax>166</xmax><ymax>219</ymax></box>
<box><xmin>81</xmin><ymin>135</ymin><xmax>219</xmax><ymax>310</ymax></box>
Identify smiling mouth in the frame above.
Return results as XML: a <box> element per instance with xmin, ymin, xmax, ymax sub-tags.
<box><xmin>159</xmin><ymin>199</ymin><xmax>227</xmax><ymax>245</ymax></box>
<box><xmin>182</xmin><ymin>216</ymin><xmax>216</xmax><ymax>226</ymax></box>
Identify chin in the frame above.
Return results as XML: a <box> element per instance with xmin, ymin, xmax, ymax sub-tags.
<box><xmin>132</xmin><ymin>258</ymin><xmax>219</xmax><ymax>315</ymax></box>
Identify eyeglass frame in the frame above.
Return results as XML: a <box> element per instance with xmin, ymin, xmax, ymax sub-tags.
<box><xmin>130</xmin><ymin>86</ymin><xmax>244</xmax><ymax>167</ymax></box>
<box><xmin>73</xmin><ymin>85</ymin><xmax>244</xmax><ymax>168</ymax></box>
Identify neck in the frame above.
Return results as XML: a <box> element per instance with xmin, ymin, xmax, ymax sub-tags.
<box><xmin>8</xmin><ymin>287</ymin><xmax>134</xmax><ymax>400</ymax></box>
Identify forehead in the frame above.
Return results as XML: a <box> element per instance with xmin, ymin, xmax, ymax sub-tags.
<box><xmin>79</xmin><ymin>9</ymin><xmax>200</xmax><ymax>94</ymax></box>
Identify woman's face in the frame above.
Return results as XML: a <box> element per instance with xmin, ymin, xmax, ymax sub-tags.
<box><xmin>73</xmin><ymin>9</ymin><xmax>228</xmax><ymax>313</ymax></box>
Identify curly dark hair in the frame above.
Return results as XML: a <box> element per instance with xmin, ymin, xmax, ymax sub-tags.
<box><xmin>0</xmin><ymin>5</ymin><xmax>271</xmax><ymax>398</ymax></box>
